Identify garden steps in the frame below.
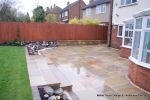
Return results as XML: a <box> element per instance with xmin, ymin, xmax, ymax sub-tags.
<box><xmin>51</xmin><ymin>68</ymin><xmax>72</xmax><ymax>91</ymax></box>
<box><xmin>26</xmin><ymin>51</ymin><xmax>72</xmax><ymax>91</ymax></box>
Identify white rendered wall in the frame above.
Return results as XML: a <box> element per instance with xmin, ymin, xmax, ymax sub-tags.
<box><xmin>112</xmin><ymin>0</ymin><xmax>150</xmax><ymax>25</ymax></box>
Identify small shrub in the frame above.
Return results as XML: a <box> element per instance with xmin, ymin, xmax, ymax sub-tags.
<box><xmin>8</xmin><ymin>39</ymin><xmax>24</xmax><ymax>46</ymax></box>
<box><xmin>69</xmin><ymin>18</ymin><xmax>100</xmax><ymax>25</ymax></box>
<box><xmin>85</xmin><ymin>18</ymin><xmax>100</xmax><ymax>25</ymax></box>
<box><xmin>69</xmin><ymin>18</ymin><xmax>79</xmax><ymax>24</ymax></box>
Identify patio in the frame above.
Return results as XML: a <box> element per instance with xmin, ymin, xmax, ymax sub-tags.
<box><xmin>26</xmin><ymin>44</ymin><xmax>150</xmax><ymax>100</ymax></box>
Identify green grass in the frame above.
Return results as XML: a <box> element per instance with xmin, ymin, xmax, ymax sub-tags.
<box><xmin>0</xmin><ymin>46</ymin><xmax>32</xmax><ymax>100</ymax></box>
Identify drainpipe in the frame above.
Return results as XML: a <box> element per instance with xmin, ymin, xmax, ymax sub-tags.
<box><xmin>108</xmin><ymin>0</ymin><xmax>113</xmax><ymax>47</ymax></box>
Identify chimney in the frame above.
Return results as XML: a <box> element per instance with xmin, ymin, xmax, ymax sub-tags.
<box><xmin>67</xmin><ymin>1</ymin><xmax>70</xmax><ymax>6</ymax></box>
<box><xmin>54</xmin><ymin>4</ymin><xmax>56</xmax><ymax>8</ymax></box>
<box><xmin>51</xmin><ymin>6</ymin><xmax>52</xmax><ymax>9</ymax></box>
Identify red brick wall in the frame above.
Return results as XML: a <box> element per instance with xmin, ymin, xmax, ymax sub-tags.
<box><xmin>120</xmin><ymin>47</ymin><xmax>131</xmax><ymax>58</ymax></box>
<box><xmin>111</xmin><ymin>25</ymin><xmax>122</xmax><ymax>49</ymax></box>
<box><xmin>69</xmin><ymin>0</ymin><xmax>86</xmax><ymax>19</ymax></box>
<box><xmin>128</xmin><ymin>61</ymin><xmax>150</xmax><ymax>92</ymax></box>
<box><xmin>61</xmin><ymin>0</ymin><xmax>86</xmax><ymax>22</ymax></box>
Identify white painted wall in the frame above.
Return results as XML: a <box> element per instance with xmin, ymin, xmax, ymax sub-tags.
<box><xmin>113</xmin><ymin>0</ymin><xmax>150</xmax><ymax>25</ymax></box>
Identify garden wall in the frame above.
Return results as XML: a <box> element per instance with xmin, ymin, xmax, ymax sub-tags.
<box><xmin>0</xmin><ymin>22</ymin><xmax>108</xmax><ymax>42</ymax></box>
<box><xmin>128</xmin><ymin>61</ymin><xmax>150</xmax><ymax>92</ymax></box>
<box><xmin>120</xmin><ymin>47</ymin><xmax>131</xmax><ymax>58</ymax></box>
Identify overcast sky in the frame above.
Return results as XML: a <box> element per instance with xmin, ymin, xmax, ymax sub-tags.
<box><xmin>17</xmin><ymin>0</ymin><xmax>89</xmax><ymax>16</ymax></box>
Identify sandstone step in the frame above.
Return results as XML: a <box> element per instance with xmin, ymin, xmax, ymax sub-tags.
<box><xmin>51</xmin><ymin>68</ymin><xmax>72</xmax><ymax>91</ymax></box>
<box><xmin>41</xmin><ymin>69</ymin><xmax>60</xmax><ymax>88</ymax></box>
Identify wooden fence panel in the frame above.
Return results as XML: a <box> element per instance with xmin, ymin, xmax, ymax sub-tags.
<box><xmin>0</xmin><ymin>22</ymin><xmax>108</xmax><ymax>42</ymax></box>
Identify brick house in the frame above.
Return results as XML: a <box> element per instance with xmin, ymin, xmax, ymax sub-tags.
<box><xmin>111</xmin><ymin>0</ymin><xmax>150</xmax><ymax>58</ymax></box>
<box><xmin>111</xmin><ymin>0</ymin><xmax>150</xmax><ymax>92</ymax></box>
<box><xmin>82</xmin><ymin>0</ymin><xmax>111</xmax><ymax>25</ymax></box>
<box><xmin>45</xmin><ymin>4</ymin><xmax>62</xmax><ymax>22</ymax></box>
<box><xmin>60</xmin><ymin>0</ymin><xmax>86</xmax><ymax>23</ymax></box>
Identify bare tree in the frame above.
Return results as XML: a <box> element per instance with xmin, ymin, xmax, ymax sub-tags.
<box><xmin>0</xmin><ymin>0</ymin><xmax>17</xmax><ymax>21</ymax></box>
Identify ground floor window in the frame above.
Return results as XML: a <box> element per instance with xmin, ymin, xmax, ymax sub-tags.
<box><xmin>123</xmin><ymin>22</ymin><xmax>134</xmax><ymax>47</ymax></box>
<box><xmin>132</xmin><ymin>31</ymin><xmax>141</xmax><ymax>59</ymax></box>
<box><xmin>142</xmin><ymin>32</ymin><xmax>150</xmax><ymax>64</ymax></box>
<box><xmin>130</xmin><ymin>13</ymin><xmax>150</xmax><ymax>68</ymax></box>
<box><xmin>118</xmin><ymin>25</ymin><xmax>123</xmax><ymax>37</ymax></box>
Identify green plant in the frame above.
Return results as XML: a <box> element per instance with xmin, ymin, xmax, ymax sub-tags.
<box><xmin>85</xmin><ymin>18</ymin><xmax>100</xmax><ymax>25</ymax></box>
<box><xmin>69</xmin><ymin>18</ymin><xmax>100</xmax><ymax>25</ymax></box>
<box><xmin>32</xmin><ymin>6</ymin><xmax>45</xmax><ymax>22</ymax></box>
<box><xmin>9</xmin><ymin>39</ymin><xmax>24</xmax><ymax>46</ymax></box>
<box><xmin>45</xmin><ymin>14</ymin><xmax>58</xmax><ymax>23</ymax></box>
<box><xmin>69</xmin><ymin>18</ymin><xmax>80</xmax><ymax>24</ymax></box>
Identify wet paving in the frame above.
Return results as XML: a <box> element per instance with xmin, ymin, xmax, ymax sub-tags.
<box><xmin>29</xmin><ymin>44</ymin><xmax>150</xmax><ymax>100</ymax></box>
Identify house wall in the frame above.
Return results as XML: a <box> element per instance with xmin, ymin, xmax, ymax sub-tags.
<box><xmin>113</xmin><ymin>0</ymin><xmax>150</xmax><ymax>25</ymax></box>
<box><xmin>120</xmin><ymin>47</ymin><xmax>131</xmax><ymax>58</ymax></box>
<box><xmin>61</xmin><ymin>0</ymin><xmax>86</xmax><ymax>22</ymax></box>
<box><xmin>111</xmin><ymin>25</ymin><xmax>122</xmax><ymax>49</ymax></box>
<box><xmin>69</xmin><ymin>0</ymin><xmax>86</xmax><ymax>20</ymax></box>
<box><xmin>128</xmin><ymin>61</ymin><xmax>150</xmax><ymax>92</ymax></box>
<box><xmin>83</xmin><ymin>3</ymin><xmax>110</xmax><ymax>23</ymax></box>
<box><xmin>111</xmin><ymin>0</ymin><xmax>150</xmax><ymax>50</ymax></box>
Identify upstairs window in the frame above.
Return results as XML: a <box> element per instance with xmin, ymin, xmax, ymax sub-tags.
<box><xmin>121</xmin><ymin>0</ymin><xmax>137</xmax><ymax>6</ymax></box>
<box><xmin>85</xmin><ymin>8</ymin><xmax>91</xmax><ymax>15</ymax></box>
<box><xmin>96</xmin><ymin>4</ymin><xmax>106</xmax><ymax>14</ymax></box>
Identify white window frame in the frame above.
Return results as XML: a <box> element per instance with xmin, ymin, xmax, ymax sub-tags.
<box><xmin>120</xmin><ymin>0</ymin><xmax>137</xmax><ymax>6</ymax></box>
<box><xmin>117</xmin><ymin>25</ymin><xmax>123</xmax><ymax>37</ymax></box>
<box><xmin>130</xmin><ymin>16</ymin><xmax>150</xmax><ymax>69</ymax></box>
<box><xmin>122</xmin><ymin>22</ymin><xmax>134</xmax><ymax>48</ymax></box>
<box><xmin>85</xmin><ymin>8</ymin><xmax>91</xmax><ymax>16</ymax></box>
<box><xmin>96</xmin><ymin>4</ymin><xmax>106</xmax><ymax>14</ymax></box>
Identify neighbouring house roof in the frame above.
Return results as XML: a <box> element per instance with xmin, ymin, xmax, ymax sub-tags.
<box><xmin>133</xmin><ymin>8</ymin><xmax>150</xmax><ymax>18</ymax></box>
<box><xmin>83</xmin><ymin>0</ymin><xmax>110</xmax><ymax>10</ymax></box>
<box><xmin>47</xmin><ymin>6</ymin><xmax>62</xmax><ymax>14</ymax></box>
<box><xmin>61</xmin><ymin>0</ymin><xmax>80</xmax><ymax>12</ymax></box>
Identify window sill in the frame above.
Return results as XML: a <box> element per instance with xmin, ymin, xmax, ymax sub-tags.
<box><xmin>121</xmin><ymin>45</ymin><xmax>132</xmax><ymax>49</ymax></box>
<box><xmin>117</xmin><ymin>36</ymin><xmax>123</xmax><ymax>38</ymax></box>
<box><xmin>96</xmin><ymin>12</ymin><xmax>105</xmax><ymax>14</ymax></box>
<box><xmin>119</xmin><ymin>3</ymin><xmax>138</xmax><ymax>8</ymax></box>
<box><xmin>129</xmin><ymin>56</ymin><xmax>150</xmax><ymax>69</ymax></box>
<box><xmin>85</xmin><ymin>14</ymin><xmax>91</xmax><ymax>16</ymax></box>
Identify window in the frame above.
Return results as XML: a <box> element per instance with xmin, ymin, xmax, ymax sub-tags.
<box><xmin>118</xmin><ymin>25</ymin><xmax>123</xmax><ymax>37</ymax></box>
<box><xmin>65</xmin><ymin>11</ymin><xmax>68</xmax><ymax>16</ymax></box>
<box><xmin>132</xmin><ymin>31</ymin><xmax>141</xmax><ymax>59</ymax></box>
<box><xmin>130</xmin><ymin>16</ymin><xmax>150</xmax><ymax>68</ymax></box>
<box><xmin>85</xmin><ymin>8</ymin><xmax>91</xmax><ymax>15</ymax></box>
<box><xmin>96</xmin><ymin>4</ymin><xmax>106</xmax><ymax>14</ymax></box>
<box><xmin>142</xmin><ymin>32</ymin><xmax>150</xmax><ymax>64</ymax></box>
<box><xmin>121</xmin><ymin>0</ymin><xmax>137</xmax><ymax>6</ymax></box>
<box><xmin>147</xmin><ymin>18</ymin><xmax>150</xmax><ymax>28</ymax></box>
<box><xmin>123</xmin><ymin>23</ymin><xmax>134</xmax><ymax>47</ymax></box>
<box><xmin>135</xmin><ymin>18</ymin><xmax>142</xmax><ymax>29</ymax></box>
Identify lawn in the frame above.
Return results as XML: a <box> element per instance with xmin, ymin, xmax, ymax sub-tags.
<box><xmin>0</xmin><ymin>46</ymin><xmax>32</xmax><ymax>100</ymax></box>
